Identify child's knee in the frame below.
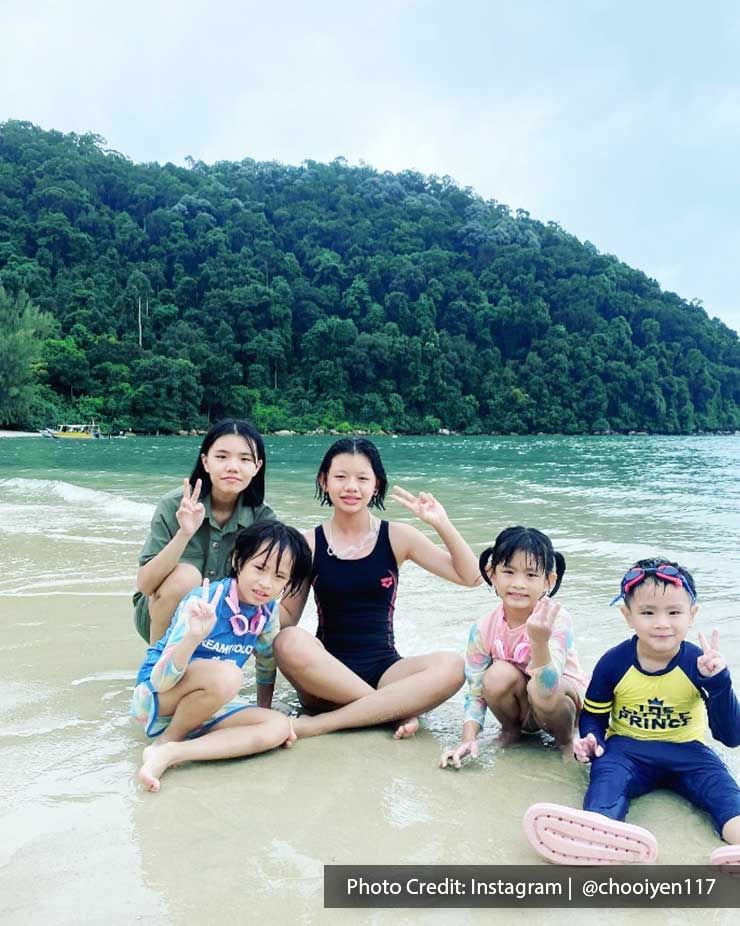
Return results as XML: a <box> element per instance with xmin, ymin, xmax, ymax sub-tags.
<box><xmin>206</xmin><ymin>661</ymin><xmax>243</xmax><ymax>703</ymax></box>
<box><xmin>153</xmin><ymin>564</ymin><xmax>202</xmax><ymax>604</ymax></box>
<box><xmin>274</xmin><ymin>626</ymin><xmax>312</xmax><ymax>671</ymax></box>
<box><xmin>482</xmin><ymin>663</ymin><xmax>525</xmax><ymax>700</ymax></box>
<box><xmin>526</xmin><ymin>678</ymin><xmax>576</xmax><ymax>714</ymax></box>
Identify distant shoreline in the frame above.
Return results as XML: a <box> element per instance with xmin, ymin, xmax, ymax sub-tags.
<box><xmin>2</xmin><ymin>428</ymin><xmax>738</xmax><ymax>440</ymax></box>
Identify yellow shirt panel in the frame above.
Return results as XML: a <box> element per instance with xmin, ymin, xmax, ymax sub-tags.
<box><xmin>609</xmin><ymin>664</ymin><xmax>707</xmax><ymax>742</ymax></box>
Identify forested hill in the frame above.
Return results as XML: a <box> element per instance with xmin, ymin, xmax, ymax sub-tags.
<box><xmin>1</xmin><ymin>120</ymin><xmax>739</xmax><ymax>434</ymax></box>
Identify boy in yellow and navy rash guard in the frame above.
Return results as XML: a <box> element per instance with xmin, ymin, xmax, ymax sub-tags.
<box><xmin>578</xmin><ymin>560</ymin><xmax>740</xmax><ymax>840</ymax></box>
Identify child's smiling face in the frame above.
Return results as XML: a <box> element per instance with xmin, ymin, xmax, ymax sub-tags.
<box><xmin>236</xmin><ymin>543</ymin><xmax>293</xmax><ymax>606</ymax></box>
<box><xmin>621</xmin><ymin>581</ymin><xmax>698</xmax><ymax>665</ymax></box>
<box><xmin>321</xmin><ymin>453</ymin><xmax>378</xmax><ymax>512</ymax></box>
<box><xmin>491</xmin><ymin>550</ymin><xmax>553</xmax><ymax>618</ymax></box>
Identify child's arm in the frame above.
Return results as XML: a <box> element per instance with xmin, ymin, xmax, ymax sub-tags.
<box><xmin>526</xmin><ymin>599</ymin><xmax>569</xmax><ymax>698</ymax></box>
<box><xmin>137</xmin><ymin>479</ymin><xmax>205</xmax><ymax>596</ymax></box>
<box><xmin>696</xmin><ymin>630</ymin><xmax>740</xmax><ymax>747</ymax></box>
<box><xmin>149</xmin><ymin>581</ymin><xmax>223</xmax><ymax>692</ymax></box>
<box><xmin>254</xmin><ymin>602</ymin><xmax>279</xmax><ymax>709</ymax></box>
<box><xmin>389</xmin><ymin>487</ymin><xmax>481</xmax><ymax>587</ymax></box>
<box><xmin>462</xmin><ymin>619</ymin><xmax>493</xmax><ymax>728</ymax></box>
<box><xmin>575</xmin><ymin>652</ymin><xmax>615</xmax><ymax>761</ymax></box>
<box><xmin>440</xmin><ymin>620</ymin><xmax>491</xmax><ymax>768</ymax></box>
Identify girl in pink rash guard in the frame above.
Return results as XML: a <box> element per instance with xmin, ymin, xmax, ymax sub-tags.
<box><xmin>440</xmin><ymin>525</ymin><xmax>588</xmax><ymax>768</ymax></box>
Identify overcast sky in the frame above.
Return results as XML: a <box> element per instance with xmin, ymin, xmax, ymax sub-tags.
<box><xmin>3</xmin><ymin>0</ymin><xmax>739</xmax><ymax>333</ymax></box>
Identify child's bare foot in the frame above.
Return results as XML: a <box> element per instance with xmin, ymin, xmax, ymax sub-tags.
<box><xmin>137</xmin><ymin>742</ymin><xmax>178</xmax><ymax>792</ymax></box>
<box><xmin>393</xmin><ymin>716</ymin><xmax>419</xmax><ymax>739</ymax></box>
<box><xmin>559</xmin><ymin>740</ymin><xmax>576</xmax><ymax>762</ymax></box>
<box><xmin>291</xmin><ymin>715</ymin><xmax>319</xmax><ymax>738</ymax></box>
<box><xmin>492</xmin><ymin>728</ymin><xmax>521</xmax><ymax>747</ymax></box>
<box><xmin>558</xmin><ymin>736</ymin><xmax>574</xmax><ymax>753</ymax></box>
<box><xmin>282</xmin><ymin>720</ymin><xmax>297</xmax><ymax>748</ymax></box>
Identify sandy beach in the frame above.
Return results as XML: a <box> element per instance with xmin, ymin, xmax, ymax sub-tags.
<box><xmin>3</xmin><ymin>590</ymin><xmax>737</xmax><ymax>926</ymax></box>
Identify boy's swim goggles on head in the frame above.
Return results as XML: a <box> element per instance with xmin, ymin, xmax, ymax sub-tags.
<box><xmin>610</xmin><ymin>564</ymin><xmax>696</xmax><ymax>605</ymax></box>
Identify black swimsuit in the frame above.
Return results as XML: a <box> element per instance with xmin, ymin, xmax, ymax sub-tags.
<box><xmin>312</xmin><ymin>520</ymin><xmax>402</xmax><ymax>688</ymax></box>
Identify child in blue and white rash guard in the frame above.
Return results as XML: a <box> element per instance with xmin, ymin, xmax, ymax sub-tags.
<box><xmin>524</xmin><ymin>559</ymin><xmax>740</xmax><ymax>866</ymax></box>
<box><xmin>131</xmin><ymin>521</ymin><xmax>311</xmax><ymax>792</ymax></box>
<box><xmin>134</xmin><ymin>578</ymin><xmax>277</xmax><ymax>737</ymax></box>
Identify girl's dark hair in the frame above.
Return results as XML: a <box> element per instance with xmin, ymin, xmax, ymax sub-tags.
<box><xmin>315</xmin><ymin>438</ymin><xmax>387</xmax><ymax>509</ymax></box>
<box><xmin>622</xmin><ymin>557</ymin><xmax>696</xmax><ymax>605</ymax></box>
<box><xmin>189</xmin><ymin>419</ymin><xmax>266</xmax><ymax>506</ymax></box>
<box><xmin>230</xmin><ymin>521</ymin><xmax>312</xmax><ymax>598</ymax></box>
<box><xmin>479</xmin><ymin>526</ymin><xmax>566</xmax><ymax>597</ymax></box>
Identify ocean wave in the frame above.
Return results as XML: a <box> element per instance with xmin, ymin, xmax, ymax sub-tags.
<box><xmin>0</xmin><ymin>478</ymin><xmax>154</xmax><ymax>522</ymax></box>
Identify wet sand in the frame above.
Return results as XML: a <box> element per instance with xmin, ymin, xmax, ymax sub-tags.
<box><xmin>2</xmin><ymin>592</ymin><xmax>737</xmax><ymax>925</ymax></box>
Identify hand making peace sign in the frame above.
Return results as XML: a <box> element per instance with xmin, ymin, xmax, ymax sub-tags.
<box><xmin>390</xmin><ymin>485</ymin><xmax>449</xmax><ymax>530</ymax></box>
<box><xmin>183</xmin><ymin>578</ymin><xmax>224</xmax><ymax>641</ymax></box>
<box><xmin>175</xmin><ymin>478</ymin><xmax>206</xmax><ymax>538</ymax></box>
<box><xmin>697</xmin><ymin>629</ymin><xmax>726</xmax><ymax>678</ymax></box>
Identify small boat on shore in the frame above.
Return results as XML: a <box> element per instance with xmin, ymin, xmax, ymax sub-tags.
<box><xmin>40</xmin><ymin>422</ymin><xmax>102</xmax><ymax>440</ymax></box>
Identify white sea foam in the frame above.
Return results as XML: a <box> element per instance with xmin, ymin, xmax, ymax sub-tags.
<box><xmin>0</xmin><ymin>478</ymin><xmax>154</xmax><ymax>523</ymax></box>
<box><xmin>1</xmin><ymin>718</ymin><xmax>100</xmax><ymax>739</ymax></box>
<box><xmin>71</xmin><ymin>670</ymin><xmax>137</xmax><ymax>686</ymax></box>
<box><xmin>0</xmin><ymin>571</ymin><xmax>135</xmax><ymax>596</ymax></box>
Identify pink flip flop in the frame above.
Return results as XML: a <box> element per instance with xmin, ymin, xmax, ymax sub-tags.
<box><xmin>710</xmin><ymin>845</ymin><xmax>740</xmax><ymax>867</ymax></box>
<box><xmin>523</xmin><ymin>802</ymin><xmax>658</xmax><ymax>865</ymax></box>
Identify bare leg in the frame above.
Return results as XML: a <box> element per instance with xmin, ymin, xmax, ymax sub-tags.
<box><xmin>154</xmin><ymin>659</ymin><xmax>244</xmax><ymax>744</ymax></box>
<box><xmin>138</xmin><ymin>709</ymin><xmax>293</xmax><ymax>792</ymax></box>
<box><xmin>274</xmin><ymin>626</ymin><xmax>375</xmax><ymax>710</ymax></box>
<box><xmin>137</xmin><ymin>659</ymin><xmax>245</xmax><ymax>789</ymax></box>
<box><xmin>291</xmin><ymin>652</ymin><xmax>464</xmax><ymax>738</ymax></box>
<box><xmin>527</xmin><ymin>677</ymin><xmax>579</xmax><ymax>753</ymax></box>
<box><xmin>378</xmin><ymin>658</ymin><xmax>421</xmax><ymax>740</ymax></box>
<box><xmin>148</xmin><ymin>563</ymin><xmax>202</xmax><ymax>643</ymax></box>
<box><xmin>481</xmin><ymin>661</ymin><xmax>529</xmax><ymax>745</ymax></box>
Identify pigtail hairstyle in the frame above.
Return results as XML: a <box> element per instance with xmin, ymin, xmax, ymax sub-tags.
<box><xmin>479</xmin><ymin>546</ymin><xmax>495</xmax><ymax>586</ymax></box>
<box><xmin>478</xmin><ymin>526</ymin><xmax>566</xmax><ymax>597</ymax></box>
<box><xmin>551</xmin><ymin>551</ymin><xmax>566</xmax><ymax>597</ymax></box>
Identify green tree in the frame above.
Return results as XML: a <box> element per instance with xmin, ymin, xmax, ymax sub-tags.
<box><xmin>0</xmin><ymin>286</ymin><xmax>55</xmax><ymax>426</ymax></box>
<box><xmin>2</xmin><ymin>119</ymin><xmax>740</xmax><ymax>435</ymax></box>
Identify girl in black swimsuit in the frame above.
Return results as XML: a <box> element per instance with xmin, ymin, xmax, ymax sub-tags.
<box><xmin>312</xmin><ymin>517</ymin><xmax>401</xmax><ymax>689</ymax></box>
<box><xmin>275</xmin><ymin>438</ymin><xmax>480</xmax><ymax>739</ymax></box>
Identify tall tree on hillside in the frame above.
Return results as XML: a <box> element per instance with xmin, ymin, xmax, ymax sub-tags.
<box><xmin>0</xmin><ymin>286</ymin><xmax>55</xmax><ymax>426</ymax></box>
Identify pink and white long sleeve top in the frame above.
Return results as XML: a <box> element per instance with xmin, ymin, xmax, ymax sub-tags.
<box><xmin>463</xmin><ymin>604</ymin><xmax>589</xmax><ymax>728</ymax></box>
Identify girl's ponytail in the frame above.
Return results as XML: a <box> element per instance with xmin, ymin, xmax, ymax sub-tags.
<box><xmin>549</xmin><ymin>551</ymin><xmax>567</xmax><ymax>597</ymax></box>
<box><xmin>478</xmin><ymin>547</ymin><xmax>494</xmax><ymax>586</ymax></box>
